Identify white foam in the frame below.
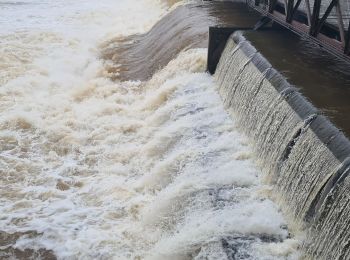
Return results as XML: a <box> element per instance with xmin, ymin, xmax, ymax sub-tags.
<box><xmin>0</xmin><ymin>1</ymin><xmax>300</xmax><ymax>259</ymax></box>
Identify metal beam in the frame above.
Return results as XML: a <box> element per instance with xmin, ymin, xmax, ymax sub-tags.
<box><xmin>247</xmin><ymin>0</ymin><xmax>350</xmax><ymax>59</ymax></box>
<box><xmin>284</xmin><ymin>0</ymin><xmax>288</xmax><ymax>13</ymax></box>
<box><xmin>286</xmin><ymin>0</ymin><xmax>295</xmax><ymax>22</ymax></box>
<box><xmin>305</xmin><ymin>0</ymin><xmax>312</xmax><ymax>26</ymax></box>
<box><xmin>313</xmin><ymin>0</ymin><xmax>338</xmax><ymax>36</ymax></box>
<box><xmin>335</xmin><ymin>2</ymin><xmax>346</xmax><ymax>46</ymax></box>
<box><xmin>286</xmin><ymin>0</ymin><xmax>302</xmax><ymax>23</ymax></box>
<box><xmin>269</xmin><ymin>0</ymin><xmax>278</xmax><ymax>13</ymax></box>
<box><xmin>345</xmin><ymin>20</ymin><xmax>350</xmax><ymax>55</ymax></box>
<box><xmin>310</xmin><ymin>0</ymin><xmax>322</xmax><ymax>36</ymax></box>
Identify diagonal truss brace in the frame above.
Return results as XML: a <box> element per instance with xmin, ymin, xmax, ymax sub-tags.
<box><xmin>254</xmin><ymin>0</ymin><xmax>350</xmax><ymax>55</ymax></box>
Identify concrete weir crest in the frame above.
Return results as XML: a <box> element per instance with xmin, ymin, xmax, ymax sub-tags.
<box><xmin>210</xmin><ymin>29</ymin><xmax>350</xmax><ymax>259</ymax></box>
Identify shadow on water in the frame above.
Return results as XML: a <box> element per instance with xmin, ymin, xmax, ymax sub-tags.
<box><xmin>243</xmin><ymin>29</ymin><xmax>350</xmax><ymax>137</ymax></box>
<box><xmin>100</xmin><ymin>1</ymin><xmax>260</xmax><ymax>82</ymax></box>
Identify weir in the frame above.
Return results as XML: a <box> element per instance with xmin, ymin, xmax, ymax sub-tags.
<box><xmin>213</xmin><ymin>31</ymin><xmax>350</xmax><ymax>259</ymax></box>
<box><xmin>101</xmin><ymin>2</ymin><xmax>260</xmax><ymax>81</ymax></box>
<box><xmin>104</xmin><ymin>1</ymin><xmax>350</xmax><ymax>258</ymax></box>
<box><xmin>2</xmin><ymin>0</ymin><xmax>350</xmax><ymax>258</ymax></box>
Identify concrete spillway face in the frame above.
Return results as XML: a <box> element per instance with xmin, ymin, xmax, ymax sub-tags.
<box><xmin>214</xmin><ymin>31</ymin><xmax>350</xmax><ymax>260</ymax></box>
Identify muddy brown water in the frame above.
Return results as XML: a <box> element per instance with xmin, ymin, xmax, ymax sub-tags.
<box><xmin>101</xmin><ymin>1</ymin><xmax>260</xmax><ymax>82</ymax></box>
<box><xmin>3</xmin><ymin>1</ymin><xmax>348</xmax><ymax>258</ymax></box>
<box><xmin>102</xmin><ymin>1</ymin><xmax>350</xmax><ymax>137</ymax></box>
<box><xmin>0</xmin><ymin>232</ymin><xmax>56</xmax><ymax>260</ymax></box>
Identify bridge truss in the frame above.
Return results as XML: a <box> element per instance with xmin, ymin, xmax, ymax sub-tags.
<box><xmin>247</xmin><ymin>0</ymin><xmax>350</xmax><ymax>58</ymax></box>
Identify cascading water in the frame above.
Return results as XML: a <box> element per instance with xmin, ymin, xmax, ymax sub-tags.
<box><xmin>215</xmin><ymin>31</ymin><xmax>350</xmax><ymax>260</ymax></box>
<box><xmin>0</xmin><ymin>1</ymin><xmax>301</xmax><ymax>259</ymax></box>
<box><xmin>101</xmin><ymin>1</ymin><xmax>259</xmax><ymax>82</ymax></box>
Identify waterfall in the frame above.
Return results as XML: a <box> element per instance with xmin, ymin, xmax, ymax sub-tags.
<box><xmin>2</xmin><ymin>0</ymin><xmax>347</xmax><ymax>258</ymax></box>
<box><xmin>0</xmin><ymin>1</ymin><xmax>300</xmax><ymax>258</ymax></box>
<box><xmin>215</xmin><ymin>31</ymin><xmax>350</xmax><ymax>260</ymax></box>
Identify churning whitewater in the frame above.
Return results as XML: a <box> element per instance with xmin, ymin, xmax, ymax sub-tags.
<box><xmin>1</xmin><ymin>0</ymin><xmax>299</xmax><ymax>259</ymax></box>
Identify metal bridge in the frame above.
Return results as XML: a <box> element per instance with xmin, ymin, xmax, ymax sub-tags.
<box><xmin>247</xmin><ymin>0</ymin><xmax>350</xmax><ymax>59</ymax></box>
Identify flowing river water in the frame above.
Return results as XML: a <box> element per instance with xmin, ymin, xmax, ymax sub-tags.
<box><xmin>1</xmin><ymin>0</ymin><xmax>307</xmax><ymax>259</ymax></box>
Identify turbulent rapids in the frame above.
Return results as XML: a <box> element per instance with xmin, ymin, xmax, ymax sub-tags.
<box><xmin>1</xmin><ymin>0</ymin><xmax>349</xmax><ymax>259</ymax></box>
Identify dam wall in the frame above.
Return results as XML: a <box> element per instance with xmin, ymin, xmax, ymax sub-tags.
<box><xmin>214</xmin><ymin>31</ymin><xmax>350</xmax><ymax>259</ymax></box>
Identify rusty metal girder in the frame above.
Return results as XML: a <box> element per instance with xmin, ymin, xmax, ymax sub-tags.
<box><xmin>248</xmin><ymin>0</ymin><xmax>350</xmax><ymax>57</ymax></box>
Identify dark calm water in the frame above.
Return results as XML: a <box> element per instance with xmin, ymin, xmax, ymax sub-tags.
<box><xmin>244</xmin><ymin>29</ymin><xmax>350</xmax><ymax>137</ymax></box>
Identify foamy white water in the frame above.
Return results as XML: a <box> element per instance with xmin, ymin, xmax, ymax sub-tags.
<box><xmin>1</xmin><ymin>0</ymin><xmax>300</xmax><ymax>259</ymax></box>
